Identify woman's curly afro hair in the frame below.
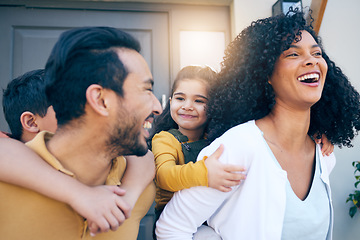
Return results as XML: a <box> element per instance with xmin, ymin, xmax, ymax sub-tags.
<box><xmin>206</xmin><ymin>9</ymin><xmax>360</xmax><ymax>147</ymax></box>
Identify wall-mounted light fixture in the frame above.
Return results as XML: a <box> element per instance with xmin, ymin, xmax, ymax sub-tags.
<box><xmin>272</xmin><ymin>0</ymin><xmax>303</xmax><ymax>16</ymax></box>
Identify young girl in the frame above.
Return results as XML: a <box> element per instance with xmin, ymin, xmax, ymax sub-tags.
<box><xmin>151</xmin><ymin>66</ymin><xmax>246</xmax><ymax>228</ymax></box>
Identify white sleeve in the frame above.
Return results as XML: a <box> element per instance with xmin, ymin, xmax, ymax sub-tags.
<box><xmin>155</xmin><ymin>184</ymin><xmax>233</xmax><ymax>239</ymax></box>
<box><xmin>155</xmin><ymin>140</ymin><xmax>236</xmax><ymax>240</ymax></box>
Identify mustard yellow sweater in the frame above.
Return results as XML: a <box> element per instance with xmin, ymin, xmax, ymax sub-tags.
<box><xmin>152</xmin><ymin>131</ymin><xmax>208</xmax><ymax>210</ymax></box>
<box><xmin>0</xmin><ymin>131</ymin><xmax>155</xmax><ymax>240</ymax></box>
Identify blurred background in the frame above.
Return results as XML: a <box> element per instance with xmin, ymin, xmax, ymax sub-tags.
<box><xmin>1</xmin><ymin>0</ymin><xmax>359</xmax><ymax>239</ymax></box>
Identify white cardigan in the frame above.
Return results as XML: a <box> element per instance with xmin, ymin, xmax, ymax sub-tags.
<box><xmin>155</xmin><ymin>120</ymin><xmax>335</xmax><ymax>240</ymax></box>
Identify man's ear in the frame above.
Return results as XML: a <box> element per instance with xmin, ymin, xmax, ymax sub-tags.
<box><xmin>20</xmin><ymin>111</ymin><xmax>40</xmax><ymax>133</ymax></box>
<box><xmin>86</xmin><ymin>84</ymin><xmax>110</xmax><ymax>117</ymax></box>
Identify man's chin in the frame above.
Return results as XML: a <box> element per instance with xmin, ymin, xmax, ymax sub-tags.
<box><xmin>129</xmin><ymin>138</ymin><xmax>149</xmax><ymax>156</ymax></box>
<box><xmin>130</xmin><ymin>145</ymin><xmax>148</xmax><ymax>156</ymax></box>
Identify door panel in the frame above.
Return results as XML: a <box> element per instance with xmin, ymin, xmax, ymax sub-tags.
<box><xmin>13</xmin><ymin>27</ymin><xmax>67</xmax><ymax>77</ymax></box>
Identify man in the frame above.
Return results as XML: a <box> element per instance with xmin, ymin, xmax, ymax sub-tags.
<box><xmin>0</xmin><ymin>26</ymin><xmax>162</xmax><ymax>239</ymax></box>
<box><xmin>2</xmin><ymin>69</ymin><xmax>57</xmax><ymax>142</ymax></box>
<box><xmin>0</xmin><ymin>68</ymin><xmax>154</xmax><ymax>236</ymax></box>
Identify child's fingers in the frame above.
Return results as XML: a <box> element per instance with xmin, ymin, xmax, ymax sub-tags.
<box><xmin>88</xmin><ymin>220</ymin><xmax>108</xmax><ymax>236</ymax></box>
<box><xmin>224</xmin><ymin>179</ymin><xmax>242</xmax><ymax>187</ymax></box>
<box><xmin>322</xmin><ymin>144</ymin><xmax>334</xmax><ymax>156</ymax></box>
<box><xmin>214</xmin><ymin>175</ymin><xmax>245</xmax><ymax>192</ymax></box>
<box><xmin>222</xmin><ymin>164</ymin><xmax>246</xmax><ymax>173</ymax></box>
<box><xmin>216</xmin><ymin>179</ymin><xmax>244</xmax><ymax>192</ymax></box>
<box><xmin>88</xmin><ymin>208</ymin><xmax>127</xmax><ymax>235</ymax></box>
<box><xmin>96</xmin><ymin>220</ymin><xmax>110</xmax><ymax>233</ymax></box>
<box><xmin>104</xmin><ymin>212</ymin><xmax>122</xmax><ymax>232</ymax></box>
<box><xmin>111</xmin><ymin>206</ymin><xmax>127</xmax><ymax>227</ymax></box>
<box><xmin>321</xmin><ymin>146</ymin><xmax>328</xmax><ymax>156</ymax></box>
<box><xmin>220</xmin><ymin>174</ymin><xmax>244</xmax><ymax>187</ymax></box>
<box><xmin>111</xmin><ymin>202</ymin><xmax>131</xmax><ymax>226</ymax></box>
<box><xmin>115</xmin><ymin>198</ymin><xmax>131</xmax><ymax>219</ymax></box>
<box><xmin>88</xmin><ymin>221</ymin><xmax>97</xmax><ymax>236</ymax></box>
<box><xmin>105</xmin><ymin>185</ymin><xmax>126</xmax><ymax>196</ymax></box>
<box><xmin>318</xmin><ymin>134</ymin><xmax>334</xmax><ymax>156</ymax></box>
<box><xmin>91</xmin><ymin>212</ymin><xmax>121</xmax><ymax>234</ymax></box>
<box><xmin>210</xmin><ymin>144</ymin><xmax>224</xmax><ymax>160</ymax></box>
<box><xmin>113</xmin><ymin>187</ymin><xmax>126</xmax><ymax>196</ymax></box>
<box><xmin>320</xmin><ymin>137</ymin><xmax>333</xmax><ymax>156</ymax></box>
<box><xmin>225</xmin><ymin>171</ymin><xmax>246</xmax><ymax>182</ymax></box>
<box><xmin>217</xmin><ymin>185</ymin><xmax>232</xmax><ymax>192</ymax></box>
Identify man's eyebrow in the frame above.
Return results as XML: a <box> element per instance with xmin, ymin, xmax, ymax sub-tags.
<box><xmin>145</xmin><ymin>79</ymin><xmax>154</xmax><ymax>86</ymax></box>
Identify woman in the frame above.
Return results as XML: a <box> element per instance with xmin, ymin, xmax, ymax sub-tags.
<box><xmin>155</xmin><ymin>10</ymin><xmax>360</xmax><ymax>240</ymax></box>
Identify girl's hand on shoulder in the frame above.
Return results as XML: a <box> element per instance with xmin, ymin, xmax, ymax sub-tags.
<box><xmin>314</xmin><ymin>134</ymin><xmax>334</xmax><ymax>156</ymax></box>
<box><xmin>69</xmin><ymin>185</ymin><xmax>131</xmax><ymax>236</ymax></box>
<box><xmin>204</xmin><ymin>144</ymin><xmax>246</xmax><ymax>192</ymax></box>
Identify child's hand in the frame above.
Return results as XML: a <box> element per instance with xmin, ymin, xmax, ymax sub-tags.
<box><xmin>204</xmin><ymin>144</ymin><xmax>246</xmax><ymax>192</ymax></box>
<box><xmin>68</xmin><ymin>185</ymin><xmax>131</xmax><ymax>236</ymax></box>
<box><xmin>314</xmin><ymin>134</ymin><xmax>334</xmax><ymax>156</ymax></box>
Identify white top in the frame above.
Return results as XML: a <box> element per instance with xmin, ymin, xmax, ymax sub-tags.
<box><xmin>155</xmin><ymin>120</ymin><xmax>335</xmax><ymax>240</ymax></box>
<box><xmin>280</xmin><ymin>147</ymin><xmax>330</xmax><ymax>239</ymax></box>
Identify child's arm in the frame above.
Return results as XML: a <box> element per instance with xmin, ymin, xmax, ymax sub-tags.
<box><xmin>0</xmin><ymin>138</ymin><xmax>152</xmax><ymax>235</ymax></box>
<box><xmin>119</xmin><ymin>150</ymin><xmax>155</xmax><ymax>206</ymax></box>
<box><xmin>87</xmin><ymin>150</ymin><xmax>155</xmax><ymax>235</ymax></box>
<box><xmin>204</xmin><ymin>144</ymin><xmax>246</xmax><ymax>192</ymax></box>
<box><xmin>153</xmin><ymin>131</ymin><xmax>245</xmax><ymax>193</ymax></box>
<box><xmin>314</xmin><ymin>133</ymin><xmax>334</xmax><ymax>156</ymax></box>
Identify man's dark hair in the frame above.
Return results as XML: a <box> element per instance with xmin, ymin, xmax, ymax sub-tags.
<box><xmin>2</xmin><ymin>69</ymin><xmax>50</xmax><ymax>140</ymax></box>
<box><xmin>45</xmin><ymin>27</ymin><xmax>141</xmax><ymax>126</ymax></box>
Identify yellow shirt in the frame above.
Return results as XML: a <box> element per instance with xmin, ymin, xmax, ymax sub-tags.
<box><xmin>0</xmin><ymin>131</ymin><xmax>155</xmax><ymax>240</ymax></box>
<box><xmin>152</xmin><ymin>131</ymin><xmax>208</xmax><ymax>210</ymax></box>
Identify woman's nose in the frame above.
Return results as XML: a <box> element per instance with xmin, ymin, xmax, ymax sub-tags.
<box><xmin>304</xmin><ymin>55</ymin><xmax>319</xmax><ymax>66</ymax></box>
